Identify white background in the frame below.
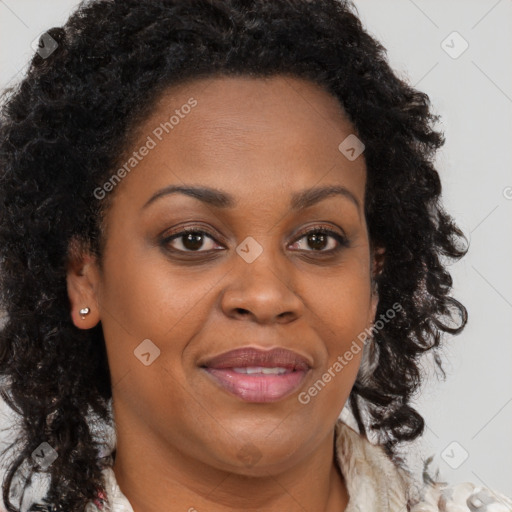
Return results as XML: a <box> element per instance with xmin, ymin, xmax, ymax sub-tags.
<box><xmin>0</xmin><ymin>0</ymin><xmax>511</xmax><ymax>498</ymax></box>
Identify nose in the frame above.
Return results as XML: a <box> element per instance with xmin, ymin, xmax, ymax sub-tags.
<box><xmin>220</xmin><ymin>243</ymin><xmax>304</xmax><ymax>325</ymax></box>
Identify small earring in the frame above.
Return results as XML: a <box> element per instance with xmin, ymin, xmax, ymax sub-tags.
<box><xmin>79</xmin><ymin>307</ymin><xmax>90</xmax><ymax>320</ymax></box>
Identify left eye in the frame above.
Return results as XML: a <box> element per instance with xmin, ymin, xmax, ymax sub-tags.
<box><xmin>290</xmin><ymin>228</ymin><xmax>348</xmax><ymax>253</ymax></box>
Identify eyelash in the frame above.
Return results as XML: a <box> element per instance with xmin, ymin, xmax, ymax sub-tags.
<box><xmin>161</xmin><ymin>225</ymin><xmax>350</xmax><ymax>256</ymax></box>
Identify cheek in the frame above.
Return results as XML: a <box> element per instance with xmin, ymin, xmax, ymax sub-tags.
<box><xmin>97</xmin><ymin>249</ymin><xmax>207</xmax><ymax>385</ymax></box>
<box><xmin>301</xmin><ymin>259</ymin><xmax>371</xmax><ymax>385</ymax></box>
<box><xmin>100</xmin><ymin>239</ymin><xmax>216</xmax><ymax>336</ymax></box>
<box><xmin>99</xmin><ymin>256</ymin><xmax>214</xmax><ymax>418</ymax></box>
<box><xmin>306</xmin><ymin>263</ymin><xmax>372</xmax><ymax>336</ymax></box>
<box><xmin>300</xmin><ymin>272</ymin><xmax>368</xmax><ymax>410</ymax></box>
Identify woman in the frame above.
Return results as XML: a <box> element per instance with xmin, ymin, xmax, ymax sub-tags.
<box><xmin>0</xmin><ymin>0</ymin><xmax>510</xmax><ymax>511</ymax></box>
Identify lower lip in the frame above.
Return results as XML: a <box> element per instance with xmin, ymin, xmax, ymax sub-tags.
<box><xmin>203</xmin><ymin>368</ymin><xmax>309</xmax><ymax>403</ymax></box>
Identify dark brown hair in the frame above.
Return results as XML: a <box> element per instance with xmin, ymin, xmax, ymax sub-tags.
<box><xmin>0</xmin><ymin>0</ymin><xmax>467</xmax><ymax>509</ymax></box>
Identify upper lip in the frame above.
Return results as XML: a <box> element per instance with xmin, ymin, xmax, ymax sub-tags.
<box><xmin>200</xmin><ymin>347</ymin><xmax>312</xmax><ymax>371</ymax></box>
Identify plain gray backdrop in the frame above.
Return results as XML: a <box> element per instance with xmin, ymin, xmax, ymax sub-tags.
<box><xmin>0</xmin><ymin>0</ymin><xmax>511</xmax><ymax>498</ymax></box>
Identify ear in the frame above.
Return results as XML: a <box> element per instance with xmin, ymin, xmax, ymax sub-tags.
<box><xmin>66</xmin><ymin>236</ymin><xmax>102</xmax><ymax>330</ymax></box>
<box><xmin>369</xmin><ymin>246</ymin><xmax>386</xmax><ymax>323</ymax></box>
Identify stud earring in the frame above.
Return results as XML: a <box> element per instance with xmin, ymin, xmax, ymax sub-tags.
<box><xmin>79</xmin><ymin>307</ymin><xmax>91</xmax><ymax>320</ymax></box>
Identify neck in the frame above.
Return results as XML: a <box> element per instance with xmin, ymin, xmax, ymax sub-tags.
<box><xmin>112</xmin><ymin>420</ymin><xmax>349</xmax><ymax>512</ymax></box>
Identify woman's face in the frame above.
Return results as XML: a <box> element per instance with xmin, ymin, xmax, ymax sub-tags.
<box><xmin>68</xmin><ymin>75</ymin><xmax>378</xmax><ymax>476</ymax></box>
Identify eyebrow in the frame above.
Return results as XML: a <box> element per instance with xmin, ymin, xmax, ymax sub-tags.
<box><xmin>142</xmin><ymin>184</ymin><xmax>361</xmax><ymax>212</ymax></box>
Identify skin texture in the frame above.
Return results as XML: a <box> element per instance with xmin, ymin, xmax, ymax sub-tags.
<box><xmin>66</xmin><ymin>75</ymin><xmax>380</xmax><ymax>512</ymax></box>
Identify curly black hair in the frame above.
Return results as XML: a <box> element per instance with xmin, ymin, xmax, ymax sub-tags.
<box><xmin>0</xmin><ymin>0</ymin><xmax>468</xmax><ymax>510</ymax></box>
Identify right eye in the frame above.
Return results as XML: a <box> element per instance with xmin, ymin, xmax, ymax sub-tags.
<box><xmin>161</xmin><ymin>227</ymin><xmax>224</xmax><ymax>253</ymax></box>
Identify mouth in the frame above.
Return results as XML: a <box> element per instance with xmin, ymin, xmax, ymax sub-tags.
<box><xmin>199</xmin><ymin>347</ymin><xmax>311</xmax><ymax>403</ymax></box>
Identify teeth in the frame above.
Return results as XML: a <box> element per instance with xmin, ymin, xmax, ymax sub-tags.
<box><xmin>232</xmin><ymin>366</ymin><xmax>289</xmax><ymax>375</ymax></box>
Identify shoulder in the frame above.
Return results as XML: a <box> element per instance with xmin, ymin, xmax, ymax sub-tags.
<box><xmin>406</xmin><ymin>449</ymin><xmax>512</xmax><ymax>511</ymax></box>
<box><xmin>409</xmin><ymin>480</ymin><xmax>512</xmax><ymax>512</ymax></box>
<box><xmin>334</xmin><ymin>415</ymin><xmax>512</xmax><ymax>512</ymax></box>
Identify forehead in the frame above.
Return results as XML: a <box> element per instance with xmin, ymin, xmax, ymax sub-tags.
<box><xmin>109</xmin><ymin>75</ymin><xmax>367</xmax><ymax>212</ymax></box>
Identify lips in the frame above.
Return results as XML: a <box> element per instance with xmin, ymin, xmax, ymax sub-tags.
<box><xmin>200</xmin><ymin>347</ymin><xmax>311</xmax><ymax>403</ymax></box>
<box><xmin>201</xmin><ymin>347</ymin><xmax>311</xmax><ymax>371</ymax></box>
